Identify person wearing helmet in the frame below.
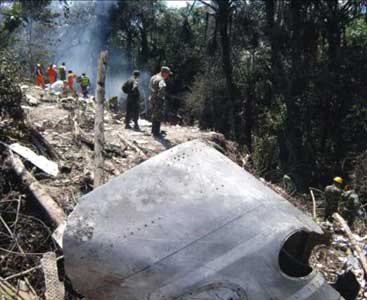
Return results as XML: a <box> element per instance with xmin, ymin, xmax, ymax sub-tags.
<box><xmin>324</xmin><ymin>176</ymin><xmax>343</xmax><ymax>221</ymax></box>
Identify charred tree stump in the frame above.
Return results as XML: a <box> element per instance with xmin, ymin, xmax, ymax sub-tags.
<box><xmin>94</xmin><ymin>51</ymin><xmax>108</xmax><ymax>188</ymax></box>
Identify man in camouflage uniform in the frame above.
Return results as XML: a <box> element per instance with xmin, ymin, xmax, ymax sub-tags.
<box><xmin>149</xmin><ymin>66</ymin><xmax>171</xmax><ymax>137</ymax></box>
<box><xmin>324</xmin><ymin>176</ymin><xmax>343</xmax><ymax>221</ymax></box>
<box><xmin>122</xmin><ymin>70</ymin><xmax>141</xmax><ymax>130</ymax></box>
<box><xmin>341</xmin><ymin>187</ymin><xmax>360</xmax><ymax>228</ymax></box>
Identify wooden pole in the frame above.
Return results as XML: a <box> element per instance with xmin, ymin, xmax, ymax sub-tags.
<box><xmin>94</xmin><ymin>50</ymin><xmax>108</xmax><ymax>188</ymax></box>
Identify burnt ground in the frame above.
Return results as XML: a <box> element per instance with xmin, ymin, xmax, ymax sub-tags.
<box><xmin>0</xmin><ymin>84</ymin><xmax>366</xmax><ymax>299</ymax></box>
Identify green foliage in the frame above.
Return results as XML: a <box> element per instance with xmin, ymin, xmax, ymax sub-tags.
<box><xmin>346</xmin><ymin>17</ymin><xmax>367</xmax><ymax>45</ymax></box>
<box><xmin>0</xmin><ymin>69</ymin><xmax>24</xmax><ymax>121</ymax></box>
<box><xmin>0</xmin><ymin>0</ymin><xmax>57</xmax><ymax>77</ymax></box>
<box><xmin>107</xmin><ymin>0</ymin><xmax>366</xmax><ymax>190</ymax></box>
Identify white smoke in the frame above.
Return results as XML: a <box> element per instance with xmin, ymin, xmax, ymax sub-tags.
<box><xmin>49</xmin><ymin>0</ymin><xmax>144</xmax><ymax>100</ymax></box>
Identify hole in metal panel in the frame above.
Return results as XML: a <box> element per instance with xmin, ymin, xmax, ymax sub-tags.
<box><xmin>279</xmin><ymin>230</ymin><xmax>320</xmax><ymax>278</ymax></box>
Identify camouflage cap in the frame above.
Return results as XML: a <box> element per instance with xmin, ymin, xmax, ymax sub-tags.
<box><xmin>161</xmin><ymin>66</ymin><xmax>173</xmax><ymax>75</ymax></box>
<box><xmin>133</xmin><ymin>70</ymin><xmax>140</xmax><ymax>76</ymax></box>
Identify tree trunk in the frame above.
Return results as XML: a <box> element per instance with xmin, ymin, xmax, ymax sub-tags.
<box><xmin>94</xmin><ymin>50</ymin><xmax>108</xmax><ymax>188</ymax></box>
<box><xmin>244</xmin><ymin>53</ymin><xmax>255</xmax><ymax>152</ymax></box>
<box><xmin>139</xmin><ymin>16</ymin><xmax>150</xmax><ymax>65</ymax></box>
<box><xmin>126</xmin><ymin>31</ymin><xmax>133</xmax><ymax>71</ymax></box>
<box><xmin>282</xmin><ymin>0</ymin><xmax>303</xmax><ymax>171</ymax></box>
<box><xmin>216</xmin><ymin>1</ymin><xmax>239</xmax><ymax>140</ymax></box>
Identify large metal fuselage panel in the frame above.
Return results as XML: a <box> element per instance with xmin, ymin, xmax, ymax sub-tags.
<box><xmin>64</xmin><ymin>140</ymin><xmax>342</xmax><ymax>300</ymax></box>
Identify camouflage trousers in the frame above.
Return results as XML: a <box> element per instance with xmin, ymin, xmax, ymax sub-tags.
<box><xmin>150</xmin><ymin>96</ymin><xmax>164</xmax><ymax>123</ymax></box>
<box><xmin>324</xmin><ymin>201</ymin><xmax>338</xmax><ymax>221</ymax></box>
<box><xmin>342</xmin><ymin>209</ymin><xmax>358</xmax><ymax>228</ymax></box>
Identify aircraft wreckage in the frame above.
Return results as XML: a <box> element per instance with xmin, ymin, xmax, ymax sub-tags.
<box><xmin>64</xmin><ymin>139</ymin><xmax>347</xmax><ymax>300</ymax></box>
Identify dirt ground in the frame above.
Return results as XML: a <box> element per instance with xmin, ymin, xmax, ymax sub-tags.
<box><xmin>1</xmin><ymin>84</ymin><xmax>366</xmax><ymax>299</ymax></box>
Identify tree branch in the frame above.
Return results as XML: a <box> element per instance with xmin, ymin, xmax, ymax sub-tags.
<box><xmin>198</xmin><ymin>0</ymin><xmax>217</xmax><ymax>12</ymax></box>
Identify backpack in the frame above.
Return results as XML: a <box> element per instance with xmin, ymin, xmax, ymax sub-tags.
<box><xmin>122</xmin><ymin>81</ymin><xmax>130</xmax><ymax>94</ymax></box>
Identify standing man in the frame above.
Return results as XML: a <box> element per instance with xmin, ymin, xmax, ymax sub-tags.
<box><xmin>122</xmin><ymin>70</ymin><xmax>141</xmax><ymax>130</ymax></box>
<box><xmin>59</xmin><ymin>62</ymin><xmax>66</xmax><ymax>81</ymax></box>
<box><xmin>53</xmin><ymin>64</ymin><xmax>58</xmax><ymax>81</ymax></box>
<box><xmin>67</xmin><ymin>70</ymin><xmax>74</xmax><ymax>91</ymax></box>
<box><xmin>47</xmin><ymin>64</ymin><xmax>57</xmax><ymax>84</ymax></box>
<box><xmin>324</xmin><ymin>176</ymin><xmax>343</xmax><ymax>221</ymax></box>
<box><xmin>80</xmin><ymin>73</ymin><xmax>90</xmax><ymax>98</ymax></box>
<box><xmin>149</xmin><ymin>66</ymin><xmax>171</xmax><ymax>137</ymax></box>
<box><xmin>35</xmin><ymin>64</ymin><xmax>45</xmax><ymax>88</ymax></box>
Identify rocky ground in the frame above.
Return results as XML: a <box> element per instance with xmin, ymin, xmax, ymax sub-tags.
<box><xmin>0</xmin><ymin>84</ymin><xmax>367</xmax><ymax>299</ymax></box>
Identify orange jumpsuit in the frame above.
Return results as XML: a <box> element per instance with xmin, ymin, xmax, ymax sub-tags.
<box><xmin>35</xmin><ymin>68</ymin><xmax>44</xmax><ymax>87</ymax></box>
<box><xmin>47</xmin><ymin>67</ymin><xmax>57</xmax><ymax>84</ymax></box>
<box><xmin>67</xmin><ymin>73</ymin><xmax>74</xmax><ymax>90</ymax></box>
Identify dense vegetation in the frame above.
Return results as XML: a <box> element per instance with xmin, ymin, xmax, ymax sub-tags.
<box><xmin>108</xmin><ymin>0</ymin><xmax>367</xmax><ymax>192</ymax></box>
<box><xmin>1</xmin><ymin>0</ymin><xmax>367</xmax><ymax>193</ymax></box>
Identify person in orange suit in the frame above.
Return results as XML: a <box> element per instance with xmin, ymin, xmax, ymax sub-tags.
<box><xmin>47</xmin><ymin>64</ymin><xmax>57</xmax><ymax>84</ymax></box>
<box><xmin>35</xmin><ymin>64</ymin><xmax>45</xmax><ymax>88</ymax></box>
<box><xmin>67</xmin><ymin>70</ymin><xmax>74</xmax><ymax>91</ymax></box>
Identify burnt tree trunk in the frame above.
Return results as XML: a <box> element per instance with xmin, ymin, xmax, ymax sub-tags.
<box><xmin>94</xmin><ymin>51</ymin><xmax>108</xmax><ymax>188</ymax></box>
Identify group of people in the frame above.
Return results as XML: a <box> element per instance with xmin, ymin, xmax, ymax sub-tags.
<box><xmin>35</xmin><ymin>63</ymin><xmax>91</xmax><ymax>97</ymax></box>
<box><xmin>324</xmin><ymin>176</ymin><xmax>361</xmax><ymax>228</ymax></box>
<box><xmin>122</xmin><ymin>66</ymin><xmax>172</xmax><ymax>137</ymax></box>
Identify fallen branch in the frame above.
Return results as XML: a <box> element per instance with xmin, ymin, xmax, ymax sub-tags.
<box><xmin>333</xmin><ymin>212</ymin><xmax>367</xmax><ymax>278</ymax></box>
<box><xmin>6</xmin><ymin>152</ymin><xmax>66</xmax><ymax>226</ymax></box>
<box><xmin>4</xmin><ymin>256</ymin><xmax>63</xmax><ymax>281</ymax></box>
<box><xmin>4</xmin><ymin>265</ymin><xmax>41</xmax><ymax>281</ymax></box>
<box><xmin>118</xmin><ymin>133</ymin><xmax>147</xmax><ymax>159</ymax></box>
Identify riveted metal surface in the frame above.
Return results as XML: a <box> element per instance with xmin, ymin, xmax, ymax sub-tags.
<box><xmin>63</xmin><ymin>140</ymin><xmax>343</xmax><ymax>300</ymax></box>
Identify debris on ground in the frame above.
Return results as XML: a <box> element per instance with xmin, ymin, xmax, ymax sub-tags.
<box><xmin>1</xmin><ymin>83</ymin><xmax>367</xmax><ymax>299</ymax></box>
